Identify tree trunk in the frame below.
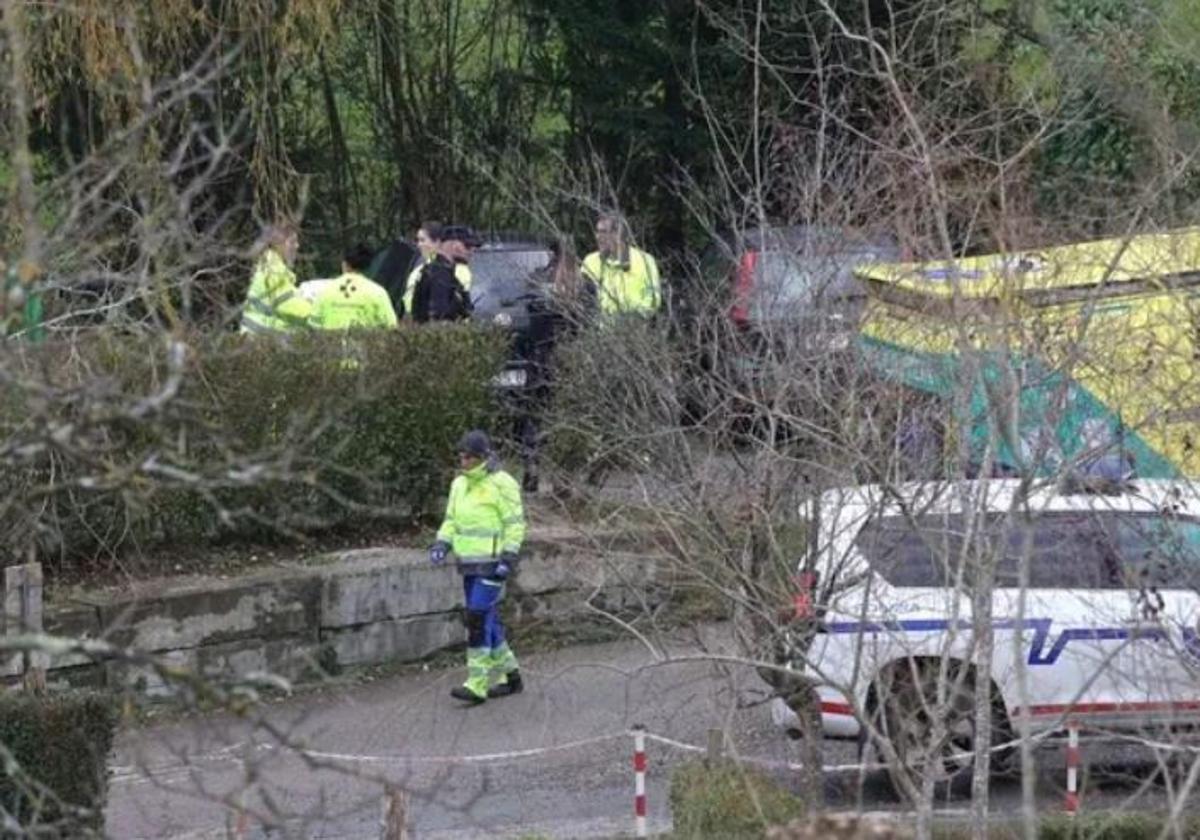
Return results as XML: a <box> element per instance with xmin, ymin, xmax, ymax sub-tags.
<box><xmin>319</xmin><ymin>50</ymin><xmax>352</xmax><ymax>250</ymax></box>
<box><xmin>659</xmin><ymin>0</ymin><xmax>690</xmax><ymax>259</ymax></box>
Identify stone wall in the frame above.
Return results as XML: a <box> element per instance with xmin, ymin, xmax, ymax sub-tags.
<box><xmin>24</xmin><ymin>529</ymin><xmax>666</xmax><ymax>695</ymax></box>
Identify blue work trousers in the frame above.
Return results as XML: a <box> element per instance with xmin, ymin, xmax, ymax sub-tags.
<box><xmin>463</xmin><ymin>575</ymin><xmax>506</xmax><ymax>649</ymax></box>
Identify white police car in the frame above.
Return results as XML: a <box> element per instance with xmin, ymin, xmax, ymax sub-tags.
<box><xmin>771</xmin><ymin>478</ymin><xmax>1200</xmax><ymax>789</ymax></box>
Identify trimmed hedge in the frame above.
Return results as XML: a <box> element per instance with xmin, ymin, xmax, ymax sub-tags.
<box><xmin>0</xmin><ymin>691</ymin><xmax>119</xmax><ymax>837</ymax></box>
<box><xmin>0</xmin><ymin>325</ymin><xmax>507</xmax><ymax>574</ymax></box>
<box><xmin>546</xmin><ymin>316</ymin><xmax>684</xmax><ymax>477</ymax></box>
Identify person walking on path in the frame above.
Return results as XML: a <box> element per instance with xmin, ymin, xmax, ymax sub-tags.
<box><xmin>429</xmin><ymin>430</ymin><xmax>525</xmax><ymax>705</ymax></box>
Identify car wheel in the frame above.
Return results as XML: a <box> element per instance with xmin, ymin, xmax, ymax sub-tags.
<box><xmin>871</xmin><ymin>660</ymin><xmax>1008</xmax><ymax>801</ymax></box>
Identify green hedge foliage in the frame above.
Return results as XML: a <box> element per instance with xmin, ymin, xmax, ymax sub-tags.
<box><xmin>0</xmin><ymin>326</ymin><xmax>507</xmax><ymax>573</ymax></box>
<box><xmin>0</xmin><ymin>691</ymin><xmax>118</xmax><ymax>837</ymax></box>
<box><xmin>546</xmin><ymin>317</ymin><xmax>685</xmax><ymax>477</ymax></box>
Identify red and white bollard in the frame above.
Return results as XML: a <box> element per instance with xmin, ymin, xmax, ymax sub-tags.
<box><xmin>232</xmin><ymin>791</ymin><xmax>249</xmax><ymax>839</ymax></box>
<box><xmin>632</xmin><ymin>725</ymin><xmax>647</xmax><ymax>838</ymax></box>
<box><xmin>1064</xmin><ymin>722</ymin><xmax>1080</xmax><ymax>817</ymax></box>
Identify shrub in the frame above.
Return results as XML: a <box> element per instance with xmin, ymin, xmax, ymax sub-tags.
<box><xmin>769</xmin><ymin>814</ymin><xmax>912</xmax><ymax>839</ymax></box>
<box><xmin>0</xmin><ymin>325</ymin><xmax>508</xmax><ymax>574</ymax></box>
<box><xmin>1023</xmin><ymin>812</ymin><xmax>1200</xmax><ymax>840</ymax></box>
<box><xmin>929</xmin><ymin>812</ymin><xmax>1200</xmax><ymax>839</ymax></box>
<box><xmin>547</xmin><ymin>317</ymin><xmax>686</xmax><ymax>478</ymax></box>
<box><xmin>669</xmin><ymin>758</ymin><xmax>806</xmax><ymax>840</ymax></box>
<box><xmin>0</xmin><ymin>691</ymin><xmax>119</xmax><ymax>837</ymax></box>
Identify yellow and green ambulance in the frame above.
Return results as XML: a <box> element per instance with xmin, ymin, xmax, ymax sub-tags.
<box><xmin>855</xmin><ymin>228</ymin><xmax>1200</xmax><ymax>477</ymax></box>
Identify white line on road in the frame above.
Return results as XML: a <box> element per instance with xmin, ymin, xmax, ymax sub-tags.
<box><xmin>112</xmin><ymin>728</ymin><xmax>884</xmax><ymax>787</ymax></box>
<box><xmin>297</xmin><ymin>732</ymin><xmax>628</xmax><ymax>765</ymax></box>
<box><xmin>641</xmin><ymin>731</ymin><xmax>883</xmax><ymax>774</ymax></box>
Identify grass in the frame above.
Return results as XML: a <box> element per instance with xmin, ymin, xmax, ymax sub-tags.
<box><xmin>668</xmin><ymin>758</ymin><xmax>806</xmax><ymax>840</ymax></box>
<box><xmin>666</xmin><ymin>758</ymin><xmax>1199</xmax><ymax>840</ymax></box>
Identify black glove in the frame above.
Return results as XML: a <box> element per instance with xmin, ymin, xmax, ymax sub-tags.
<box><xmin>493</xmin><ymin>551</ymin><xmax>519</xmax><ymax>581</ymax></box>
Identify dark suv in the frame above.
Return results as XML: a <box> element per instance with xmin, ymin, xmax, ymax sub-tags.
<box><xmin>371</xmin><ymin>234</ymin><xmax>558</xmax><ymax>486</ymax></box>
<box><xmin>468</xmin><ymin>236</ymin><xmax>556</xmax><ymax>348</ymax></box>
<box><xmin>369</xmin><ymin>233</ymin><xmax>555</xmax><ymax>334</ymax></box>
<box><xmin>683</xmin><ymin>225</ymin><xmax>899</xmax><ymax>437</ymax></box>
<box><xmin>706</xmin><ymin>224</ymin><xmax>900</xmax><ymax>356</ymax></box>
<box><xmin>470</xmin><ymin>237</ymin><xmax>560</xmax><ymax>490</ymax></box>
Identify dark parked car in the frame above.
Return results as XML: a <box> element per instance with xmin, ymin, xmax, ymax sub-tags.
<box><xmin>468</xmin><ymin>236</ymin><xmax>556</xmax><ymax>342</ymax></box>
<box><xmin>367</xmin><ymin>238</ymin><xmax>420</xmax><ymax>316</ymax></box>
<box><xmin>468</xmin><ymin>237</ymin><xmax>560</xmax><ymax>490</ymax></box>
<box><xmin>369</xmin><ymin>233</ymin><xmax>555</xmax><ymax>331</ymax></box>
<box><xmin>371</xmin><ymin>234</ymin><xmax>560</xmax><ymax>487</ymax></box>
<box><xmin>706</xmin><ymin>224</ymin><xmax>901</xmax><ymax>356</ymax></box>
<box><xmin>683</xmin><ymin>225</ymin><xmax>901</xmax><ymax>436</ymax></box>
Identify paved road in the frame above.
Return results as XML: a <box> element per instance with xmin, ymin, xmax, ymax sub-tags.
<box><xmin>108</xmin><ymin>627</ymin><xmax>1187</xmax><ymax>839</ymax></box>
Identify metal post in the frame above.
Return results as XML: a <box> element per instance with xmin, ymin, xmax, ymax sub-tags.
<box><xmin>632</xmin><ymin>725</ymin><xmax>647</xmax><ymax>838</ymax></box>
<box><xmin>706</xmin><ymin>728</ymin><xmax>725</xmax><ymax>766</ymax></box>
<box><xmin>1064</xmin><ymin>723</ymin><xmax>1080</xmax><ymax>817</ymax></box>
<box><xmin>380</xmin><ymin>785</ymin><xmax>409</xmax><ymax>840</ymax></box>
<box><xmin>4</xmin><ymin>563</ymin><xmax>45</xmax><ymax>689</ymax></box>
<box><xmin>231</xmin><ymin>787</ymin><xmax>249</xmax><ymax>839</ymax></box>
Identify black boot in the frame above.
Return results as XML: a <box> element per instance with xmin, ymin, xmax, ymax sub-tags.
<box><xmin>487</xmin><ymin>670</ymin><xmax>524</xmax><ymax>698</ymax></box>
<box><xmin>450</xmin><ymin>686</ymin><xmax>486</xmax><ymax>705</ymax></box>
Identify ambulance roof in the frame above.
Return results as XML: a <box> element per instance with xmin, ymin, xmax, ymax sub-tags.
<box><xmin>855</xmin><ymin>227</ymin><xmax>1200</xmax><ymax>302</ymax></box>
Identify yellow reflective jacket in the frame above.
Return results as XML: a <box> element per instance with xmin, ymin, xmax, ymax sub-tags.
<box><xmin>241</xmin><ymin>249</ymin><xmax>312</xmax><ymax>335</ymax></box>
<box><xmin>402</xmin><ymin>258</ymin><xmax>429</xmax><ymax>318</ymax></box>
<box><xmin>309</xmin><ymin>271</ymin><xmax>398</xmax><ymax>330</ymax></box>
<box><xmin>436</xmin><ymin>461</ymin><xmax>525</xmax><ymax>574</ymax></box>
<box><xmin>581</xmin><ymin>246</ymin><xmax>661</xmax><ymax>316</ymax></box>
<box><xmin>454</xmin><ymin>262</ymin><xmax>473</xmax><ymax>294</ymax></box>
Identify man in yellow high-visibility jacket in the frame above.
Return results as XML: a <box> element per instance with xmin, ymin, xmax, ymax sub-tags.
<box><xmin>240</xmin><ymin>224</ymin><xmax>312</xmax><ymax>335</ymax></box>
<box><xmin>581</xmin><ymin>212</ymin><xmax>661</xmax><ymax>317</ymax></box>
<box><xmin>429</xmin><ymin>430</ymin><xmax>525</xmax><ymax>704</ymax></box>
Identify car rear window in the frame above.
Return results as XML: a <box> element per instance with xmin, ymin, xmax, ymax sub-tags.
<box><xmin>469</xmin><ymin>248</ymin><xmax>553</xmax><ymax>314</ymax></box>
<box><xmin>750</xmin><ymin>251</ymin><xmax>871</xmax><ymax>308</ymax></box>
<box><xmin>856</xmin><ymin>512</ymin><xmax>1200</xmax><ymax>590</ymax></box>
<box><xmin>472</xmin><ymin>249</ymin><xmax>552</xmax><ymax>288</ymax></box>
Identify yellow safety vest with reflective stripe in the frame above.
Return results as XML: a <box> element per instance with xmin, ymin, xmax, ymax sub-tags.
<box><xmin>436</xmin><ymin>462</ymin><xmax>525</xmax><ymax>572</ymax></box>
<box><xmin>309</xmin><ymin>271</ymin><xmax>398</xmax><ymax>330</ymax></box>
<box><xmin>454</xmin><ymin>262</ymin><xmax>472</xmax><ymax>294</ymax></box>
<box><xmin>402</xmin><ymin>259</ymin><xmax>427</xmax><ymax>318</ymax></box>
<box><xmin>241</xmin><ymin>249</ymin><xmax>312</xmax><ymax>335</ymax></box>
<box><xmin>581</xmin><ymin>246</ymin><xmax>661</xmax><ymax>316</ymax></box>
